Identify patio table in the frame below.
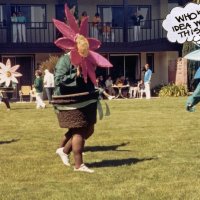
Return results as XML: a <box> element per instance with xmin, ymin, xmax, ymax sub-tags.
<box><xmin>112</xmin><ymin>85</ymin><xmax>130</xmax><ymax>99</ymax></box>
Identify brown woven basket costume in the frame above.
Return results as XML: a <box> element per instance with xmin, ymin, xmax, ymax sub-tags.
<box><xmin>51</xmin><ymin>92</ymin><xmax>98</xmax><ymax>128</ymax></box>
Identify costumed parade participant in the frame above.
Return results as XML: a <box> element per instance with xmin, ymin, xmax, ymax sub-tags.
<box><xmin>52</xmin><ymin>4</ymin><xmax>112</xmax><ymax>173</ymax></box>
<box><xmin>186</xmin><ymin>67</ymin><xmax>200</xmax><ymax>112</ymax></box>
<box><xmin>162</xmin><ymin>3</ymin><xmax>200</xmax><ymax>112</ymax></box>
<box><xmin>0</xmin><ymin>59</ymin><xmax>22</xmax><ymax>110</ymax></box>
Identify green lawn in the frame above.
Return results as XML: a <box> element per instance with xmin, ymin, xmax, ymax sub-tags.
<box><xmin>0</xmin><ymin>98</ymin><xmax>200</xmax><ymax>200</ymax></box>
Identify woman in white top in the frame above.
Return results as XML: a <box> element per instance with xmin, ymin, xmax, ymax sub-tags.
<box><xmin>43</xmin><ymin>69</ymin><xmax>55</xmax><ymax>103</ymax></box>
<box><xmin>11</xmin><ymin>12</ymin><xmax>18</xmax><ymax>43</ymax></box>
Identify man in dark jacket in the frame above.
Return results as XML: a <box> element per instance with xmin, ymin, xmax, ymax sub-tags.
<box><xmin>131</xmin><ymin>12</ymin><xmax>144</xmax><ymax>41</ymax></box>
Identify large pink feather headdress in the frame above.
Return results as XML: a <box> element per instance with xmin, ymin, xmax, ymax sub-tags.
<box><xmin>53</xmin><ymin>4</ymin><xmax>113</xmax><ymax>85</ymax></box>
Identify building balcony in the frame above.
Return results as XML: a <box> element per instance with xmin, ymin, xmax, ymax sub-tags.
<box><xmin>0</xmin><ymin>19</ymin><xmax>181</xmax><ymax>53</ymax></box>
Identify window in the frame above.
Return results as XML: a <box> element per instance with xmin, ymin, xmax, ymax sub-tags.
<box><xmin>0</xmin><ymin>4</ymin><xmax>7</xmax><ymax>27</ymax></box>
<box><xmin>146</xmin><ymin>53</ymin><xmax>154</xmax><ymax>73</ymax></box>
<box><xmin>109</xmin><ymin>54</ymin><xmax>140</xmax><ymax>81</ymax></box>
<box><xmin>11</xmin><ymin>4</ymin><xmax>46</xmax><ymax>28</ymax></box>
<box><xmin>31</xmin><ymin>6</ymin><xmax>46</xmax><ymax>27</ymax></box>
<box><xmin>97</xmin><ymin>5</ymin><xmax>151</xmax><ymax>28</ymax></box>
<box><xmin>168</xmin><ymin>0</ymin><xmax>178</xmax><ymax>12</ymax></box>
<box><xmin>128</xmin><ymin>5</ymin><xmax>151</xmax><ymax>28</ymax></box>
<box><xmin>0</xmin><ymin>5</ymin><xmax>3</xmax><ymax>22</ymax></box>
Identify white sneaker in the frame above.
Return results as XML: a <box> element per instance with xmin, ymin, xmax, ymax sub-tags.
<box><xmin>108</xmin><ymin>95</ymin><xmax>115</xmax><ymax>100</ymax></box>
<box><xmin>56</xmin><ymin>147</ymin><xmax>70</xmax><ymax>166</ymax></box>
<box><xmin>74</xmin><ymin>164</ymin><xmax>94</xmax><ymax>173</ymax></box>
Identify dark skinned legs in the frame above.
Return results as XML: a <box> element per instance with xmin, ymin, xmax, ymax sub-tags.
<box><xmin>59</xmin><ymin>125</ymin><xmax>94</xmax><ymax>168</ymax></box>
<box><xmin>72</xmin><ymin>133</ymin><xmax>84</xmax><ymax>168</ymax></box>
<box><xmin>2</xmin><ymin>98</ymin><xmax>11</xmax><ymax>109</ymax></box>
<box><xmin>59</xmin><ymin>130</ymin><xmax>72</xmax><ymax>154</ymax></box>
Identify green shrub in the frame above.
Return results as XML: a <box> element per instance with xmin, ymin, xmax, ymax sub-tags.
<box><xmin>159</xmin><ymin>84</ymin><xmax>188</xmax><ymax>97</ymax></box>
<box><xmin>152</xmin><ymin>84</ymin><xmax>164</xmax><ymax>96</ymax></box>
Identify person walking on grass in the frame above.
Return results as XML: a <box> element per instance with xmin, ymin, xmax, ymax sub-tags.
<box><xmin>0</xmin><ymin>59</ymin><xmax>22</xmax><ymax>110</ymax></box>
<box><xmin>0</xmin><ymin>90</ymin><xmax>11</xmax><ymax>110</ymax></box>
<box><xmin>53</xmin><ymin>4</ymin><xmax>112</xmax><ymax>173</ymax></box>
<box><xmin>144</xmin><ymin>64</ymin><xmax>152</xmax><ymax>99</ymax></box>
<box><xmin>34</xmin><ymin>70</ymin><xmax>45</xmax><ymax>109</ymax></box>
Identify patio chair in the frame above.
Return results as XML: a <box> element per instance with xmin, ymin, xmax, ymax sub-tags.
<box><xmin>19</xmin><ymin>85</ymin><xmax>32</xmax><ymax>102</ymax></box>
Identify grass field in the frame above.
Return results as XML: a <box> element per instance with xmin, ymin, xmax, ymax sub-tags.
<box><xmin>0</xmin><ymin>98</ymin><xmax>200</xmax><ymax>200</ymax></box>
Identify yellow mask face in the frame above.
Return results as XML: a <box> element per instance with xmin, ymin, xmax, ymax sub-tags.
<box><xmin>6</xmin><ymin>71</ymin><xmax>12</xmax><ymax>78</ymax></box>
<box><xmin>75</xmin><ymin>34</ymin><xmax>89</xmax><ymax>57</ymax></box>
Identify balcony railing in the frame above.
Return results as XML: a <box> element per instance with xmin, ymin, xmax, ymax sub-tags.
<box><xmin>0</xmin><ymin>19</ymin><xmax>166</xmax><ymax>44</ymax></box>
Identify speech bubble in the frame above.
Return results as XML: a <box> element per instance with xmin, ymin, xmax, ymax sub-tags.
<box><xmin>162</xmin><ymin>3</ymin><xmax>200</xmax><ymax>45</ymax></box>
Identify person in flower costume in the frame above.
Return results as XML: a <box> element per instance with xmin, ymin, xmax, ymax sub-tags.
<box><xmin>186</xmin><ymin>67</ymin><xmax>200</xmax><ymax>112</ymax></box>
<box><xmin>53</xmin><ymin>4</ymin><xmax>112</xmax><ymax>173</ymax></box>
<box><xmin>0</xmin><ymin>59</ymin><xmax>22</xmax><ymax>110</ymax></box>
<box><xmin>186</xmin><ymin>85</ymin><xmax>200</xmax><ymax>112</ymax></box>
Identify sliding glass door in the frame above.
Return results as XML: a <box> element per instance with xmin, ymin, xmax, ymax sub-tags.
<box><xmin>109</xmin><ymin>54</ymin><xmax>141</xmax><ymax>82</ymax></box>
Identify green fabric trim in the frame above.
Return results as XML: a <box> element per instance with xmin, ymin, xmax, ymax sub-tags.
<box><xmin>97</xmin><ymin>100</ymin><xmax>103</xmax><ymax>120</ymax></box>
<box><xmin>54</xmin><ymin>54</ymin><xmax>73</xmax><ymax>96</ymax></box>
<box><xmin>105</xmin><ymin>102</ymin><xmax>110</xmax><ymax>116</ymax></box>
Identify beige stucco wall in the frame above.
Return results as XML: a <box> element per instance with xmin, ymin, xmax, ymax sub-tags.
<box><xmin>141</xmin><ymin>51</ymin><xmax>179</xmax><ymax>88</ymax></box>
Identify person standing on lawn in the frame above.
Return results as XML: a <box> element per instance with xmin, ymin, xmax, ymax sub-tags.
<box><xmin>144</xmin><ymin>64</ymin><xmax>152</xmax><ymax>99</ymax></box>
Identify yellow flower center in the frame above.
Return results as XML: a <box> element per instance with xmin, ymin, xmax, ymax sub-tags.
<box><xmin>6</xmin><ymin>71</ymin><xmax>12</xmax><ymax>77</ymax></box>
<box><xmin>75</xmin><ymin>34</ymin><xmax>89</xmax><ymax>57</ymax></box>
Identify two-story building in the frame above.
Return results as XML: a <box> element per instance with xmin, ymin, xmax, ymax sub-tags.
<box><xmin>0</xmin><ymin>0</ymin><xmax>187</xmax><ymax>97</ymax></box>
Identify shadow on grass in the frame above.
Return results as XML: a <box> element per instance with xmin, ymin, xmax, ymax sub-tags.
<box><xmin>87</xmin><ymin>157</ymin><xmax>156</xmax><ymax>168</ymax></box>
<box><xmin>10</xmin><ymin>106</ymin><xmax>52</xmax><ymax>110</ymax></box>
<box><xmin>10</xmin><ymin>107</ymin><xmax>34</xmax><ymax>110</ymax></box>
<box><xmin>0</xmin><ymin>139</ymin><xmax>20</xmax><ymax>145</ymax></box>
<box><xmin>84</xmin><ymin>142</ymin><xmax>131</xmax><ymax>152</ymax></box>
